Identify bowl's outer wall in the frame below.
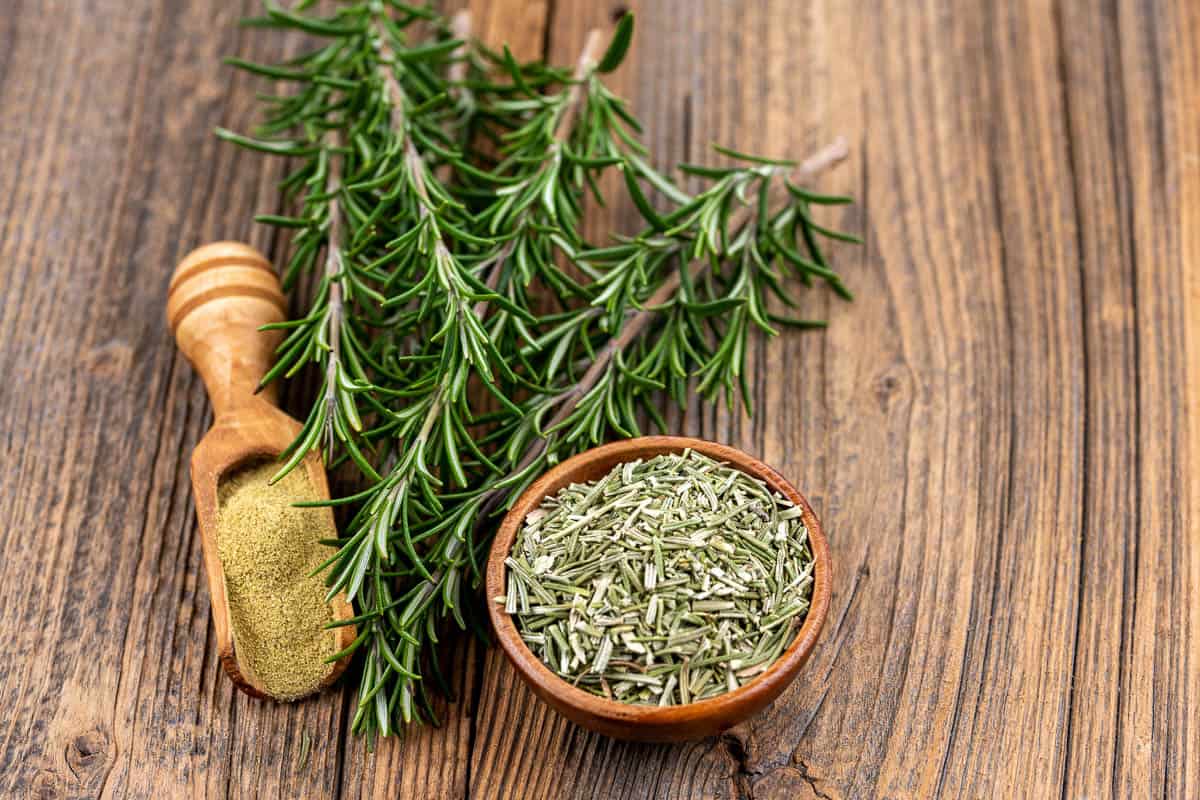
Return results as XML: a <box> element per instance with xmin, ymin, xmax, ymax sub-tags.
<box><xmin>485</xmin><ymin>436</ymin><xmax>834</xmax><ymax>742</ymax></box>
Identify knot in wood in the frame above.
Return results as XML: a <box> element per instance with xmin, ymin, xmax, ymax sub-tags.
<box><xmin>66</xmin><ymin>729</ymin><xmax>110</xmax><ymax>775</ymax></box>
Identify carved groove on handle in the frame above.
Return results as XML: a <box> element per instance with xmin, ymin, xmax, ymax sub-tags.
<box><xmin>167</xmin><ymin>242</ymin><xmax>287</xmax><ymax>417</ymax></box>
<box><xmin>167</xmin><ymin>283</ymin><xmax>288</xmax><ymax>331</ymax></box>
<box><xmin>169</xmin><ymin>251</ymin><xmax>274</xmax><ymax>292</ymax></box>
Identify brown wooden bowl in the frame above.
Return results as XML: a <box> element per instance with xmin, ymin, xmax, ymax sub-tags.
<box><xmin>485</xmin><ymin>436</ymin><xmax>832</xmax><ymax>741</ymax></box>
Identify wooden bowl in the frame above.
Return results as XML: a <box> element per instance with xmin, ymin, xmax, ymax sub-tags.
<box><xmin>485</xmin><ymin>436</ymin><xmax>832</xmax><ymax>741</ymax></box>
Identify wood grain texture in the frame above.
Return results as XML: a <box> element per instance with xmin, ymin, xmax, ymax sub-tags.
<box><xmin>0</xmin><ymin>1</ymin><xmax>1196</xmax><ymax>798</ymax></box>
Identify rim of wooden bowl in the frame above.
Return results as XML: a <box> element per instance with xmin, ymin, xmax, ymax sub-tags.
<box><xmin>485</xmin><ymin>436</ymin><xmax>832</xmax><ymax>740</ymax></box>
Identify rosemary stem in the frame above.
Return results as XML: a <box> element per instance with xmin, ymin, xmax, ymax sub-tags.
<box><xmin>554</xmin><ymin>29</ymin><xmax>604</xmax><ymax>140</ymax></box>
<box><xmin>470</xmin><ymin>28</ymin><xmax>604</xmax><ymax>319</ymax></box>
<box><xmin>447</xmin><ymin>10</ymin><xmax>472</xmax><ymax>85</ymax></box>
<box><xmin>435</xmin><ymin>10</ymin><xmax>473</xmax><ymax>184</ymax></box>
<box><xmin>558</xmin><ymin>139</ymin><xmax>847</xmax><ymax>407</ymax></box>
<box><xmin>375</xmin><ymin>14</ymin><xmax>439</xmax><ymax>217</ymax></box>
<box><xmin>322</xmin><ymin>132</ymin><xmax>345</xmax><ymax>453</ymax></box>
<box><xmin>469</xmin><ymin>241</ymin><xmax>510</xmax><ymax>317</ymax></box>
<box><xmin>480</xmin><ymin>137</ymin><xmax>850</xmax><ymax>511</ymax></box>
<box><xmin>373</xmin><ymin>12</ymin><xmax>483</xmax><ymax>450</ymax></box>
<box><xmin>398</xmin><ymin>30</ymin><xmax>613</xmax><ymax>472</ymax></box>
<box><xmin>555</xmin><ymin>137</ymin><xmax>850</xmax><ymax>412</ymax></box>
<box><xmin>392</xmin><ymin>29</ymin><xmax>617</xmax><ymax>601</ymax></box>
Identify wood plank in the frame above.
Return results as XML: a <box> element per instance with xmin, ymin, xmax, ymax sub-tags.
<box><xmin>1056</xmin><ymin>1</ymin><xmax>1142</xmax><ymax>795</ymax></box>
<box><xmin>0</xmin><ymin>2</ymin><xmax>349</xmax><ymax>797</ymax></box>
<box><xmin>934</xmin><ymin>3</ymin><xmax>1086</xmax><ymax>795</ymax></box>
<box><xmin>462</xmin><ymin>0</ymin><xmax>551</xmax><ymax>62</ymax></box>
<box><xmin>1177</xmin><ymin>1</ymin><xmax>1200</xmax><ymax>797</ymax></box>
<box><xmin>1109</xmin><ymin>1</ymin><xmax>1200</xmax><ymax>796</ymax></box>
<box><xmin>754</xmin><ymin>1</ymin><xmax>1083</xmax><ymax>797</ymax></box>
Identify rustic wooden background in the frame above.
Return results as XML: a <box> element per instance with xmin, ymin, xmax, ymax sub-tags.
<box><xmin>2</xmin><ymin>0</ymin><xmax>1197</xmax><ymax>797</ymax></box>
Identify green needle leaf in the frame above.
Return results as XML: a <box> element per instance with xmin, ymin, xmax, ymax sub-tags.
<box><xmin>596</xmin><ymin>13</ymin><xmax>635</xmax><ymax>74</ymax></box>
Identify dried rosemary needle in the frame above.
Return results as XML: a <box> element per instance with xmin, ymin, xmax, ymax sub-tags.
<box><xmin>498</xmin><ymin>450</ymin><xmax>815</xmax><ymax>706</ymax></box>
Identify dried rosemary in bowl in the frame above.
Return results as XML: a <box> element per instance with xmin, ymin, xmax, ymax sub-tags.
<box><xmin>498</xmin><ymin>450</ymin><xmax>815</xmax><ymax>706</ymax></box>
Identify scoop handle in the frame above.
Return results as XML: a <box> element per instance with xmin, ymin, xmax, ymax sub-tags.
<box><xmin>167</xmin><ymin>242</ymin><xmax>287</xmax><ymax>417</ymax></box>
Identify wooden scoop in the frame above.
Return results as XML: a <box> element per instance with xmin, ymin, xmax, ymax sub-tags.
<box><xmin>167</xmin><ymin>241</ymin><xmax>355</xmax><ymax>700</ymax></box>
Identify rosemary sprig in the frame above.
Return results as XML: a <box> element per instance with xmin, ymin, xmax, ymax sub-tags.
<box><xmin>220</xmin><ymin>3</ymin><xmax>856</xmax><ymax>740</ymax></box>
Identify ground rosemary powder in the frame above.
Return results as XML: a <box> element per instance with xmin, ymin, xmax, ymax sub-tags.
<box><xmin>216</xmin><ymin>461</ymin><xmax>337</xmax><ymax>700</ymax></box>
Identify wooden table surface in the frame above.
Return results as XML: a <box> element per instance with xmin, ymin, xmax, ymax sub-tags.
<box><xmin>2</xmin><ymin>1</ymin><xmax>1197</xmax><ymax>798</ymax></box>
